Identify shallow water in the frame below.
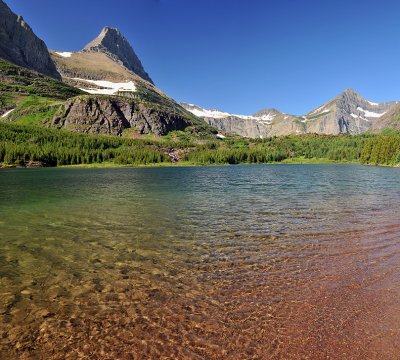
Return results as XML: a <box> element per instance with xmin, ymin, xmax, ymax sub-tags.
<box><xmin>0</xmin><ymin>164</ymin><xmax>399</xmax><ymax>359</ymax></box>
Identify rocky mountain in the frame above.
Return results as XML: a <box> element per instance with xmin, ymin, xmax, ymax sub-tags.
<box><xmin>83</xmin><ymin>27</ymin><xmax>152</xmax><ymax>84</ymax></box>
<box><xmin>371</xmin><ymin>102</ymin><xmax>400</xmax><ymax>131</ymax></box>
<box><xmin>182</xmin><ymin>104</ymin><xmax>304</xmax><ymax>138</ymax></box>
<box><xmin>0</xmin><ymin>0</ymin><xmax>60</xmax><ymax>79</ymax></box>
<box><xmin>183</xmin><ymin>89</ymin><xmax>397</xmax><ymax>138</ymax></box>
<box><xmin>47</xmin><ymin>28</ymin><xmax>207</xmax><ymax>136</ymax></box>
<box><xmin>303</xmin><ymin>89</ymin><xmax>394</xmax><ymax>135</ymax></box>
<box><xmin>50</xmin><ymin>27</ymin><xmax>192</xmax><ymax>113</ymax></box>
<box><xmin>50</xmin><ymin>27</ymin><xmax>154</xmax><ymax>89</ymax></box>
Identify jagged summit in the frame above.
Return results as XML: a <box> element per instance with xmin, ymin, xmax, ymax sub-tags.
<box><xmin>336</xmin><ymin>88</ymin><xmax>363</xmax><ymax>101</ymax></box>
<box><xmin>342</xmin><ymin>88</ymin><xmax>358</xmax><ymax>95</ymax></box>
<box><xmin>82</xmin><ymin>26</ymin><xmax>153</xmax><ymax>84</ymax></box>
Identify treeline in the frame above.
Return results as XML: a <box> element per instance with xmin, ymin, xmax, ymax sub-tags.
<box><xmin>185</xmin><ymin>135</ymin><xmax>366</xmax><ymax>164</ymax></box>
<box><xmin>0</xmin><ymin>123</ymin><xmax>169</xmax><ymax>166</ymax></box>
<box><xmin>360</xmin><ymin>135</ymin><xmax>400</xmax><ymax>165</ymax></box>
<box><xmin>0</xmin><ymin>122</ymin><xmax>399</xmax><ymax>167</ymax></box>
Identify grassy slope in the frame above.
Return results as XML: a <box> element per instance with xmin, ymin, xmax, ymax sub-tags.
<box><xmin>0</xmin><ymin>59</ymin><xmax>83</xmax><ymax>126</ymax></box>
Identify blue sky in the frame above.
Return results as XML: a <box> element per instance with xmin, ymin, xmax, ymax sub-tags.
<box><xmin>6</xmin><ymin>0</ymin><xmax>400</xmax><ymax>115</ymax></box>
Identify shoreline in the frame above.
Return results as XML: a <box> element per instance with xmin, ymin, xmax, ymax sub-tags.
<box><xmin>0</xmin><ymin>158</ymin><xmax>379</xmax><ymax>170</ymax></box>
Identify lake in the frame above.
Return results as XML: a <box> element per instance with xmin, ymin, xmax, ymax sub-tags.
<box><xmin>0</xmin><ymin>164</ymin><xmax>399</xmax><ymax>359</ymax></box>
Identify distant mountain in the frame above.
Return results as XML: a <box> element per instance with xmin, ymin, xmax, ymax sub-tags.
<box><xmin>0</xmin><ymin>0</ymin><xmax>60</xmax><ymax>79</ymax></box>
<box><xmin>371</xmin><ymin>102</ymin><xmax>400</xmax><ymax>131</ymax></box>
<box><xmin>181</xmin><ymin>104</ymin><xmax>304</xmax><ymax>138</ymax></box>
<box><xmin>183</xmin><ymin>89</ymin><xmax>397</xmax><ymax>138</ymax></box>
<box><xmin>303</xmin><ymin>89</ymin><xmax>394</xmax><ymax>135</ymax></box>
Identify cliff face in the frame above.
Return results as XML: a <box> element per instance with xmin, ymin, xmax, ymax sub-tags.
<box><xmin>0</xmin><ymin>0</ymin><xmax>60</xmax><ymax>79</ymax></box>
<box><xmin>54</xmin><ymin>96</ymin><xmax>194</xmax><ymax>136</ymax></box>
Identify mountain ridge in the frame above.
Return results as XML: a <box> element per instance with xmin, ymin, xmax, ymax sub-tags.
<box><xmin>182</xmin><ymin>89</ymin><xmax>398</xmax><ymax>138</ymax></box>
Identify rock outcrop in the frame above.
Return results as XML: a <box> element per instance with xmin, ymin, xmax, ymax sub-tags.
<box><xmin>0</xmin><ymin>0</ymin><xmax>60</xmax><ymax>79</ymax></box>
<box><xmin>54</xmin><ymin>96</ymin><xmax>194</xmax><ymax>136</ymax></box>
<box><xmin>82</xmin><ymin>27</ymin><xmax>153</xmax><ymax>84</ymax></box>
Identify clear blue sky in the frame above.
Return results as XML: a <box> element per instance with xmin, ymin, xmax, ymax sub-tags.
<box><xmin>5</xmin><ymin>0</ymin><xmax>400</xmax><ymax>115</ymax></box>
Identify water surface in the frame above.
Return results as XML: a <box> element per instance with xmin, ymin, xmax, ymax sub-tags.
<box><xmin>0</xmin><ymin>165</ymin><xmax>399</xmax><ymax>359</ymax></box>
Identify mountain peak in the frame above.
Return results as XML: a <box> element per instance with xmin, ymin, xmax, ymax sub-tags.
<box><xmin>96</xmin><ymin>26</ymin><xmax>122</xmax><ymax>40</ymax></box>
<box><xmin>340</xmin><ymin>88</ymin><xmax>361</xmax><ymax>98</ymax></box>
<box><xmin>82</xmin><ymin>26</ymin><xmax>153</xmax><ymax>84</ymax></box>
<box><xmin>254</xmin><ymin>108</ymin><xmax>282</xmax><ymax>117</ymax></box>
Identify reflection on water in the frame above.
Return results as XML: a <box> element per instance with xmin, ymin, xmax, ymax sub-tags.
<box><xmin>0</xmin><ymin>165</ymin><xmax>399</xmax><ymax>359</ymax></box>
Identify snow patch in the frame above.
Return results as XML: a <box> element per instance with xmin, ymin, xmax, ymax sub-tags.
<box><xmin>76</xmin><ymin>78</ymin><xmax>137</xmax><ymax>95</ymax></box>
<box><xmin>56</xmin><ymin>51</ymin><xmax>73</xmax><ymax>58</ymax></box>
<box><xmin>216</xmin><ymin>134</ymin><xmax>226</xmax><ymax>139</ymax></box>
<box><xmin>189</xmin><ymin>108</ymin><xmax>231</xmax><ymax>119</ymax></box>
<box><xmin>1</xmin><ymin>109</ymin><xmax>14</xmax><ymax>118</ymax></box>
<box><xmin>309</xmin><ymin>105</ymin><xmax>326</xmax><ymax>115</ymax></box>
<box><xmin>259</xmin><ymin>113</ymin><xmax>276</xmax><ymax>122</ymax></box>
<box><xmin>367</xmin><ymin>100</ymin><xmax>379</xmax><ymax>106</ymax></box>
<box><xmin>186</xmin><ymin>106</ymin><xmax>276</xmax><ymax>125</ymax></box>
<box><xmin>356</xmin><ymin>107</ymin><xmax>386</xmax><ymax>118</ymax></box>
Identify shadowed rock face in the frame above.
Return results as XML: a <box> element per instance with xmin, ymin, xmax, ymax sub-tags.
<box><xmin>54</xmin><ymin>96</ymin><xmax>192</xmax><ymax>136</ymax></box>
<box><xmin>0</xmin><ymin>0</ymin><xmax>60</xmax><ymax>79</ymax></box>
<box><xmin>82</xmin><ymin>27</ymin><xmax>153</xmax><ymax>84</ymax></box>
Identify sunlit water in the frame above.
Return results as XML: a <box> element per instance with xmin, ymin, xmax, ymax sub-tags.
<box><xmin>0</xmin><ymin>164</ymin><xmax>399</xmax><ymax>359</ymax></box>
